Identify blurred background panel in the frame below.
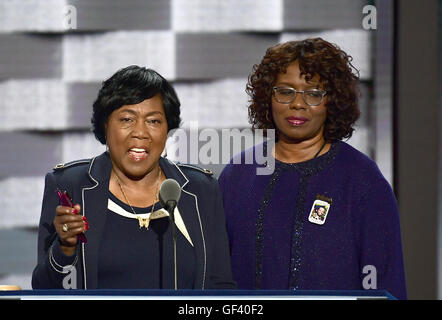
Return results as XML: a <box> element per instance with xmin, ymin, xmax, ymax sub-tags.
<box><xmin>0</xmin><ymin>34</ymin><xmax>62</xmax><ymax>79</ymax></box>
<box><xmin>0</xmin><ymin>0</ymin><xmax>439</xmax><ymax>300</ymax></box>
<box><xmin>175</xmin><ymin>33</ymin><xmax>278</xmax><ymax>80</ymax></box>
<box><xmin>0</xmin><ymin>0</ymin><xmax>69</xmax><ymax>32</ymax></box>
<box><xmin>172</xmin><ymin>0</ymin><xmax>283</xmax><ymax>32</ymax></box>
<box><xmin>62</xmin><ymin>31</ymin><xmax>176</xmax><ymax>82</ymax></box>
<box><xmin>0</xmin><ymin>0</ymin><xmax>170</xmax><ymax>32</ymax></box>
<box><xmin>283</xmin><ymin>0</ymin><xmax>366</xmax><ymax>29</ymax></box>
<box><xmin>68</xmin><ymin>0</ymin><xmax>170</xmax><ymax>31</ymax></box>
<box><xmin>0</xmin><ymin>132</ymin><xmax>63</xmax><ymax>177</ymax></box>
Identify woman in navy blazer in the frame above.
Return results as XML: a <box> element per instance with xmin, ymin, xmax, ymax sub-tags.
<box><xmin>32</xmin><ymin>66</ymin><xmax>235</xmax><ymax>290</ymax></box>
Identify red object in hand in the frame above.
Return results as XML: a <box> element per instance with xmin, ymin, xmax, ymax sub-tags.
<box><xmin>56</xmin><ymin>188</ymin><xmax>87</xmax><ymax>244</ymax></box>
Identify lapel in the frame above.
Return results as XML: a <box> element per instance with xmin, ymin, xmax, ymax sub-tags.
<box><xmin>79</xmin><ymin>154</ymin><xmax>206</xmax><ymax>289</ymax></box>
<box><xmin>80</xmin><ymin>152</ymin><xmax>112</xmax><ymax>289</ymax></box>
<box><xmin>159</xmin><ymin>158</ymin><xmax>206</xmax><ymax>289</ymax></box>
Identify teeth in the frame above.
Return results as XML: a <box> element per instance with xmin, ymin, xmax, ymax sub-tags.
<box><xmin>289</xmin><ymin>120</ymin><xmax>304</xmax><ymax>124</ymax></box>
<box><xmin>130</xmin><ymin>148</ymin><xmax>146</xmax><ymax>152</ymax></box>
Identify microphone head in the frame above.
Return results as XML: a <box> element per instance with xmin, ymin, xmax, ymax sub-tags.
<box><xmin>159</xmin><ymin>179</ymin><xmax>181</xmax><ymax>208</ymax></box>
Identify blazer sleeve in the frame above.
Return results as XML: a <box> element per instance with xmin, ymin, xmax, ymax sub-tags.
<box><xmin>357</xmin><ymin>177</ymin><xmax>407</xmax><ymax>300</ymax></box>
<box><xmin>204</xmin><ymin>178</ymin><xmax>237</xmax><ymax>289</ymax></box>
<box><xmin>31</xmin><ymin>172</ymin><xmax>79</xmax><ymax>289</ymax></box>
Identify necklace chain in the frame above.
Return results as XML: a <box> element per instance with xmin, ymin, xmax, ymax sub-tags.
<box><xmin>313</xmin><ymin>140</ymin><xmax>327</xmax><ymax>159</ymax></box>
<box><xmin>113</xmin><ymin>168</ymin><xmax>162</xmax><ymax>230</ymax></box>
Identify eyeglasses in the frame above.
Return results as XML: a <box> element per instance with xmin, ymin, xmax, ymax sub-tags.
<box><xmin>273</xmin><ymin>86</ymin><xmax>326</xmax><ymax>106</ymax></box>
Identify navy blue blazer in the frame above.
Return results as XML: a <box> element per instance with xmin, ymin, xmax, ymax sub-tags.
<box><xmin>32</xmin><ymin>152</ymin><xmax>236</xmax><ymax>290</ymax></box>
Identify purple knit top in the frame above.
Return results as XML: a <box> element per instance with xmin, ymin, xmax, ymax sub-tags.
<box><xmin>219</xmin><ymin>141</ymin><xmax>407</xmax><ymax>299</ymax></box>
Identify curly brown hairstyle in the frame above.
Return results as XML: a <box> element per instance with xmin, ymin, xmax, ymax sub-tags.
<box><xmin>246</xmin><ymin>38</ymin><xmax>360</xmax><ymax>141</ymax></box>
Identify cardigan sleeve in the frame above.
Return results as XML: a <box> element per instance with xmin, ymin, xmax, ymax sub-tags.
<box><xmin>31</xmin><ymin>172</ymin><xmax>79</xmax><ymax>289</ymax></box>
<box><xmin>357</xmin><ymin>176</ymin><xmax>407</xmax><ymax>300</ymax></box>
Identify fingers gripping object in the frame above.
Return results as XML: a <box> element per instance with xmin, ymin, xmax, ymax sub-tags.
<box><xmin>56</xmin><ymin>189</ymin><xmax>87</xmax><ymax>244</ymax></box>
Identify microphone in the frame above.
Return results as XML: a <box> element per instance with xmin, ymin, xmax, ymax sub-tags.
<box><xmin>159</xmin><ymin>179</ymin><xmax>181</xmax><ymax>290</ymax></box>
<box><xmin>159</xmin><ymin>179</ymin><xmax>181</xmax><ymax>212</ymax></box>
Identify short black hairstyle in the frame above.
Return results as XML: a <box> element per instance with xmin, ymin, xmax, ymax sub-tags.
<box><xmin>91</xmin><ymin>65</ymin><xmax>181</xmax><ymax>144</ymax></box>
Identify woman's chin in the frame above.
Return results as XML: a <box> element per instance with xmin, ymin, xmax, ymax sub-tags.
<box><xmin>277</xmin><ymin>125</ymin><xmax>324</xmax><ymax>144</ymax></box>
<box><xmin>119</xmin><ymin>162</ymin><xmax>156</xmax><ymax>180</ymax></box>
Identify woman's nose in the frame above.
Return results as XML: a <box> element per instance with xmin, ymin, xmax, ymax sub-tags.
<box><xmin>289</xmin><ymin>93</ymin><xmax>306</xmax><ymax>110</ymax></box>
<box><xmin>132</xmin><ymin>120</ymin><xmax>151</xmax><ymax>139</ymax></box>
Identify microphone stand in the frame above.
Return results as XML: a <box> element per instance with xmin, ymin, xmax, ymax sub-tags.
<box><xmin>166</xmin><ymin>200</ymin><xmax>178</xmax><ymax>290</ymax></box>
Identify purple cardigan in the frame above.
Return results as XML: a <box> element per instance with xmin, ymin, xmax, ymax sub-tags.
<box><xmin>219</xmin><ymin>141</ymin><xmax>407</xmax><ymax>299</ymax></box>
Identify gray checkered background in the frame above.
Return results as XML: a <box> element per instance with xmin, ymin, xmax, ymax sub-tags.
<box><xmin>0</xmin><ymin>0</ymin><xmax>390</xmax><ymax>290</ymax></box>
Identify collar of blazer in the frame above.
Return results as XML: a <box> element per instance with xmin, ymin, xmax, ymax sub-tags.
<box><xmin>83</xmin><ymin>152</ymin><xmax>191</xmax><ymax>189</ymax></box>
<box><xmin>78</xmin><ymin>152</ymin><xmax>207</xmax><ymax>290</ymax></box>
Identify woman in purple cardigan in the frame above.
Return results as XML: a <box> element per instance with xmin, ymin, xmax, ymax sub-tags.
<box><xmin>218</xmin><ymin>38</ymin><xmax>407</xmax><ymax>299</ymax></box>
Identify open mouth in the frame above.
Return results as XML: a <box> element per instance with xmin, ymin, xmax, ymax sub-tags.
<box><xmin>128</xmin><ymin>147</ymin><xmax>148</xmax><ymax>161</ymax></box>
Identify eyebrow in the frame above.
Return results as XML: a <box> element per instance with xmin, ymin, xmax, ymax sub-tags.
<box><xmin>276</xmin><ymin>82</ymin><xmax>321</xmax><ymax>89</ymax></box>
<box><xmin>117</xmin><ymin>109</ymin><xmax>164</xmax><ymax>117</ymax></box>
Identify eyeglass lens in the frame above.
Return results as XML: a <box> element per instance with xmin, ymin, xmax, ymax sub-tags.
<box><xmin>274</xmin><ymin>88</ymin><xmax>324</xmax><ymax>106</ymax></box>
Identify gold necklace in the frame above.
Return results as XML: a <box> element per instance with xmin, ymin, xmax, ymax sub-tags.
<box><xmin>113</xmin><ymin>168</ymin><xmax>162</xmax><ymax>230</ymax></box>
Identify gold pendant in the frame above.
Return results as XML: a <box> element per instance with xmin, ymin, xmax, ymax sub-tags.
<box><xmin>137</xmin><ymin>217</ymin><xmax>150</xmax><ymax>229</ymax></box>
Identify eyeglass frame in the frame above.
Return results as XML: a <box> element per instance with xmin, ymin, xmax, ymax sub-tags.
<box><xmin>272</xmin><ymin>86</ymin><xmax>327</xmax><ymax>106</ymax></box>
